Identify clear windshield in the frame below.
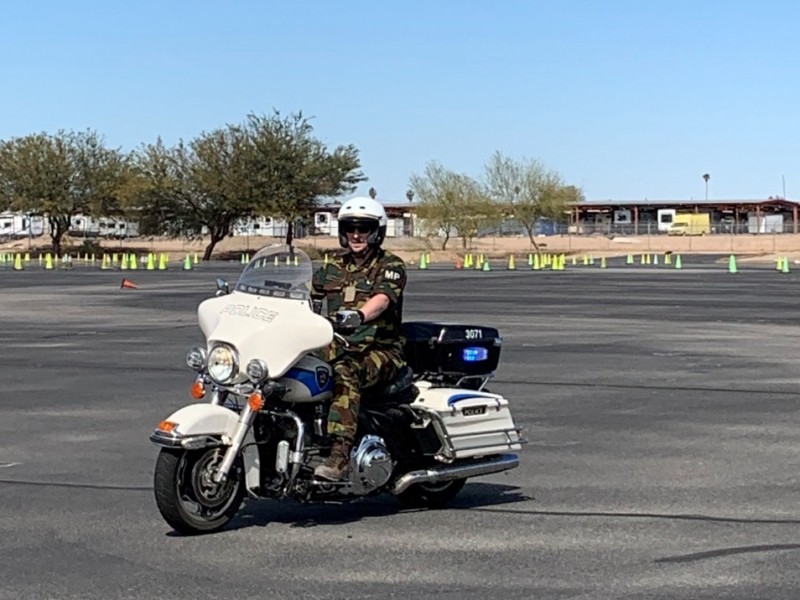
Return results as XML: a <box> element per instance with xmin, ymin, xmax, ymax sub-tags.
<box><xmin>235</xmin><ymin>244</ymin><xmax>313</xmax><ymax>300</ymax></box>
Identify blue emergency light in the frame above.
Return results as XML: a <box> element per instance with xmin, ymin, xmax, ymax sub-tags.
<box><xmin>462</xmin><ymin>347</ymin><xmax>489</xmax><ymax>362</ymax></box>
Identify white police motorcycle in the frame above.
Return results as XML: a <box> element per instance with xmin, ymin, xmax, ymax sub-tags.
<box><xmin>150</xmin><ymin>245</ymin><xmax>525</xmax><ymax>535</ymax></box>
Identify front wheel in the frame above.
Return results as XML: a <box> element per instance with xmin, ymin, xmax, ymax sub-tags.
<box><xmin>153</xmin><ymin>447</ymin><xmax>245</xmax><ymax>535</ymax></box>
<box><xmin>397</xmin><ymin>478</ymin><xmax>466</xmax><ymax>509</ymax></box>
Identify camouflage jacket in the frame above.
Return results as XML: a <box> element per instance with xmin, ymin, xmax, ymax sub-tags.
<box><xmin>312</xmin><ymin>248</ymin><xmax>406</xmax><ymax>359</ymax></box>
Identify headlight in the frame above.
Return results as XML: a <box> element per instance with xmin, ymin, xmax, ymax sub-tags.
<box><xmin>246</xmin><ymin>359</ymin><xmax>269</xmax><ymax>383</ymax></box>
<box><xmin>207</xmin><ymin>344</ymin><xmax>238</xmax><ymax>383</ymax></box>
<box><xmin>186</xmin><ymin>346</ymin><xmax>207</xmax><ymax>371</ymax></box>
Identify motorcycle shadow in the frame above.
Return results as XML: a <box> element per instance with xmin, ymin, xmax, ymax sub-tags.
<box><xmin>228</xmin><ymin>482</ymin><xmax>532</xmax><ymax>531</ymax></box>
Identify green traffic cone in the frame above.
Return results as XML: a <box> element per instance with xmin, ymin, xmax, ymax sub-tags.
<box><xmin>728</xmin><ymin>254</ymin><xmax>738</xmax><ymax>274</ymax></box>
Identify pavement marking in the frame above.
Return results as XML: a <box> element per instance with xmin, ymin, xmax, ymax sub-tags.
<box><xmin>527</xmin><ymin>441</ymin><xmax>581</xmax><ymax>447</ymax></box>
<box><xmin>0</xmin><ymin>462</ymin><xmax>21</xmax><ymax>469</ymax></box>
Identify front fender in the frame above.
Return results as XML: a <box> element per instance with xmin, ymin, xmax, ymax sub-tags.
<box><xmin>150</xmin><ymin>404</ymin><xmax>240</xmax><ymax>449</ymax></box>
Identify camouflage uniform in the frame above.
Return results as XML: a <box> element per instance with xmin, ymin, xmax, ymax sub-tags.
<box><xmin>312</xmin><ymin>248</ymin><xmax>407</xmax><ymax>440</ymax></box>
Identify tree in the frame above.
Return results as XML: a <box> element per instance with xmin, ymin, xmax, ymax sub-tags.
<box><xmin>484</xmin><ymin>151</ymin><xmax>583</xmax><ymax>253</ymax></box>
<box><xmin>410</xmin><ymin>162</ymin><xmax>498</xmax><ymax>250</ymax></box>
<box><xmin>133</xmin><ymin>124</ymin><xmax>255</xmax><ymax>261</ymax></box>
<box><xmin>409</xmin><ymin>162</ymin><xmax>460</xmax><ymax>250</ymax></box>
<box><xmin>0</xmin><ymin>130</ymin><xmax>129</xmax><ymax>256</ymax></box>
<box><xmin>245</xmin><ymin>112</ymin><xmax>365</xmax><ymax>245</ymax></box>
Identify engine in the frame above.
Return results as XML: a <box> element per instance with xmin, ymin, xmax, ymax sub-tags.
<box><xmin>349</xmin><ymin>435</ymin><xmax>393</xmax><ymax>494</ymax></box>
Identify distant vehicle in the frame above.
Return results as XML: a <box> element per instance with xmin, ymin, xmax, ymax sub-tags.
<box><xmin>667</xmin><ymin>213</ymin><xmax>710</xmax><ymax>236</ymax></box>
<box><xmin>0</xmin><ymin>213</ymin><xmax>45</xmax><ymax>240</ymax></box>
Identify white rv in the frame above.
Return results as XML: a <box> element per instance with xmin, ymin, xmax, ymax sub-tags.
<box><xmin>0</xmin><ymin>212</ymin><xmax>45</xmax><ymax>240</ymax></box>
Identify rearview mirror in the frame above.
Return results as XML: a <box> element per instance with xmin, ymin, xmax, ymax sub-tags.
<box><xmin>215</xmin><ymin>278</ymin><xmax>230</xmax><ymax>296</ymax></box>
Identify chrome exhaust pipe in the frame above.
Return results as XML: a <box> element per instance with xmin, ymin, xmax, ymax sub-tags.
<box><xmin>392</xmin><ymin>453</ymin><xmax>519</xmax><ymax>495</ymax></box>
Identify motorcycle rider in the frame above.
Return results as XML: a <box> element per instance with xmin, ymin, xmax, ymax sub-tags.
<box><xmin>311</xmin><ymin>196</ymin><xmax>407</xmax><ymax>481</ymax></box>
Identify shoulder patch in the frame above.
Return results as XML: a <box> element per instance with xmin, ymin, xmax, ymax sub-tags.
<box><xmin>383</xmin><ymin>268</ymin><xmax>402</xmax><ymax>281</ymax></box>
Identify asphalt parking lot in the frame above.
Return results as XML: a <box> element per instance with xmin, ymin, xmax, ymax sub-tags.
<box><xmin>1</xmin><ymin>258</ymin><xmax>800</xmax><ymax>599</ymax></box>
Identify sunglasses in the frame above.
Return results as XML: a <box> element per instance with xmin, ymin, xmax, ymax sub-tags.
<box><xmin>341</xmin><ymin>223</ymin><xmax>375</xmax><ymax>234</ymax></box>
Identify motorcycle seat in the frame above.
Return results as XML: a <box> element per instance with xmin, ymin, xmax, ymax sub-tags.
<box><xmin>361</xmin><ymin>364</ymin><xmax>415</xmax><ymax>404</ymax></box>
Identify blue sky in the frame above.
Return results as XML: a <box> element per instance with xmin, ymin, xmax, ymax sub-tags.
<box><xmin>2</xmin><ymin>0</ymin><xmax>799</xmax><ymax>202</ymax></box>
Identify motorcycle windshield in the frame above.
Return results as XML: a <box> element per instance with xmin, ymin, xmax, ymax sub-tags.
<box><xmin>235</xmin><ymin>244</ymin><xmax>313</xmax><ymax>300</ymax></box>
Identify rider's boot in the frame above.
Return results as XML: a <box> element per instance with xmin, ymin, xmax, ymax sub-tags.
<box><xmin>314</xmin><ymin>437</ymin><xmax>353</xmax><ymax>481</ymax></box>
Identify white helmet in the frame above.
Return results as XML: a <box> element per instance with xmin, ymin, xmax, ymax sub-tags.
<box><xmin>337</xmin><ymin>196</ymin><xmax>388</xmax><ymax>249</ymax></box>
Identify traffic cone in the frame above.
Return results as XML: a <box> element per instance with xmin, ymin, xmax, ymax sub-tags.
<box><xmin>482</xmin><ymin>259</ymin><xmax>491</xmax><ymax>272</ymax></box>
<box><xmin>323</xmin><ymin>253</ymin><xmax>329</xmax><ymax>265</ymax></box>
<box><xmin>193</xmin><ymin>253</ymin><xmax>199</xmax><ymax>265</ymax></box>
<box><xmin>183</xmin><ymin>255</ymin><xmax>193</xmax><ymax>271</ymax></box>
<box><xmin>532</xmin><ymin>254</ymin><xmax>541</xmax><ymax>270</ymax></box>
<box><xmin>146</xmin><ymin>253</ymin><xmax>155</xmax><ymax>270</ymax></box>
<box><xmin>776</xmin><ymin>257</ymin><xmax>783</xmax><ymax>271</ymax></box>
<box><xmin>781</xmin><ymin>256</ymin><xmax>790</xmax><ymax>274</ymax></box>
<box><xmin>675</xmin><ymin>255</ymin><xmax>682</xmax><ymax>269</ymax></box>
<box><xmin>101</xmin><ymin>254</ymin><xmax>110</xmax><ymax>270</ymax></box>
<box><xmin>600</xmin><ymin>256</ymin><xmax>607</xmax><ymax>268</ymax></box>
<box><xmin>664</xmin><ymin>252</ymin><xmax>672</xmax><ymax>265</ymax></box>
<box><xmin>45</xmin><ymin>254</ymin><xmax>54</xmax><ymax>270</ymax></box>
<box><xmin>13</xmin><ymin>254</ymin><xmax>23</xmax><ymax>270</ymax></box>
<box><xmin>653</xmin><ymin>254</ymin><xmax>659</xmax><ymax>266</ymax></box>
<box><xmin>274</xmin><ymin>256</ymin><xmax>279</xmax><ymax>267</ymax></box>
<box><xmin>626</xmin><ymin>254</ymin><xmax>634</xmax><ymax>265</ymax></box>
<box><xmin>130</xmin><ymin>254</ymin><xmax>138</xmax><ymax>270</ymax></box>
<box><xmin>158</xmin><ymin>253</ymin><xmax>168</xmax><ymax>270</ymax></box>
<box><xmin>419</xmin><ymin>254</ymin><xmax>427</xmax><ymax>270</ymax></box>
<box><xmin>507</xmin><ymin>255</ymin><xmax>516</xmax><ymax>270</ymax></box>
<box><xmin>120</xmin><ymin>253</ymin><xmax>128</xmax><ymax>270</ymax></box>
<box><xmin>728</xmin><ymin>254</ymin><xmax>738</xmax><ymax>274</ymax></box>
<box><xmin>120</xmin><ymin>278</ymin><xmax>138</xmax><ymax>289</ymax></box>
<box><xmin>527</xmin><ymin>253</ymin><xmax>533</xmax><ymax>267</ymax></box>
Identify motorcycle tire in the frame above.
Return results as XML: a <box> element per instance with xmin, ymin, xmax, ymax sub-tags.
<box><xmin>397</xmin><ymin>478</ymin><xmax>466</xmax><ymax>509</ymax></box>
<box><xmin>154</xmin><ymin>447</ymin><xmax>245</xmax><ymax>535</ymax></box>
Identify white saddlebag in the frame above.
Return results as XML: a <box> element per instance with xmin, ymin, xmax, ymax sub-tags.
<box><xmin>412</xmin><ymin>383</ymin><xmax>524</xmax><ymax>459</ymax></box>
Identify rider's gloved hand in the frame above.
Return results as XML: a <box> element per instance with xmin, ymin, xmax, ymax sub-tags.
<box><xmin>335</xmin><ymin>309</ymin><xmax>365</xmax><ymax>332</ymax></box>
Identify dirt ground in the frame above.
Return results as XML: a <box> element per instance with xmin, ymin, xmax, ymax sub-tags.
<box><xmin>3</xmin><ymin>232</ymin><xmax>800</xmax><ymax>265</ymax></box>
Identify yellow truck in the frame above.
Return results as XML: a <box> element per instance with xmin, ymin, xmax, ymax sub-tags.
<box><xmin>667</xmin><ymin>213</ymin><xmax>710</xmax><ymax>236</ymax></box>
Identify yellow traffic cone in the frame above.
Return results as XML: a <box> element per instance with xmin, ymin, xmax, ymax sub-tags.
<box><xmin>781</xmin><ymin>256</ymin><xmax>790</xmax><ymax>274</ymax></box>
<box><xmin>45</xmin><ymin>253</ymin><xmax>54</xmax><ymax>270</ymax></box>
<box><xmin>146</xmin><ymin>253</ymin><xmax>155</xmax><ymax>270</ymax></box>
<box><xmin>600</xmin><ymin>256</ymin><xmax>607</xmax><ymax>268</ymax></box>
<box><xmin>130</xmin><ymin>254</ymin><xmax>138</xmax><ymax>270</ymax></box>
<box><xmin>13</xmin><ymin>254</ymin><xmax>23</xmax><ymax>271</ymax></box>
<box><xmin>532</xmin><ymin>254</ymin><xmax>541</xmax><ymax>270</ymax></box>
<box><xmin>507</xmin><ymin>255</ymin><xmax>516</xmax><ymax>270</ymax></box>
<box><xmin>158</xmin><ymin>253</ymin><xmax>168</xmax><ymax>270</ymax></box>
<box><xmin>183</xmin><ymin>255</ymin><xmax>193</xmax><ymax>271</ymax></box>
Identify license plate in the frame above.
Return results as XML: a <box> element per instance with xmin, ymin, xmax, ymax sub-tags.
<box><xmin>462</xmin><ymin>406</ymin><xmax>486</xmax><ymax>416</ymax></box>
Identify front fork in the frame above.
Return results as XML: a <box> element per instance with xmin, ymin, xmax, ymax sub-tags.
<box><xmin>211</xmin><ymin>401</ymin><xmax>306</xmax><ymax>489</ymax></box>
<box><xmin>213</xmin><ymin>403</ymin><xmax>255</xmax><ymax>483</ymax></box>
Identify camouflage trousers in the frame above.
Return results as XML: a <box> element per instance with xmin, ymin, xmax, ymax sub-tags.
<box><xmin>327</xmin><ymin>347</ymin><xmax>404</xmax><ymax>440</ymax></box>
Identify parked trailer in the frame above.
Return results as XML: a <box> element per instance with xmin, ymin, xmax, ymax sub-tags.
<box><xmin>0</xmin><ymin>212</ymin><xmax>45</xmax><ymax>239</ymax></box>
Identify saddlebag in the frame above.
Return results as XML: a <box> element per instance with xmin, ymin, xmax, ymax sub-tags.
<box><xmin>402</xmin><ymin>322</ymin><xmax>501</xmax><ymax>378</ymax></box>
<box><xmin>411</xmin><ymin>384</ymin><xmax>523</xmax><ymax>459</ymax></box>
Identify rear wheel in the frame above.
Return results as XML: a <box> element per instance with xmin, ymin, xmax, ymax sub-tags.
<box><xmin>153</xmin><ymin>447</ymin><xmax>245</xmax><ymax>535</ymax></box>
<box><xmin>397</xmin><ymin>478</ymin><xmax>466</xmax><ymax>509</ymax></box>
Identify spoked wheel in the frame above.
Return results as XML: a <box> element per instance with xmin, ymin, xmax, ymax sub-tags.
<box><xmin>153</xmin><ymin>447</ymin><xmax>245</xmax><ymax>535</ymax></box>
<box><xmin>397</xmin><ymin>478</ymin><xmax>466</xmax><ymax>509</ymax></box>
